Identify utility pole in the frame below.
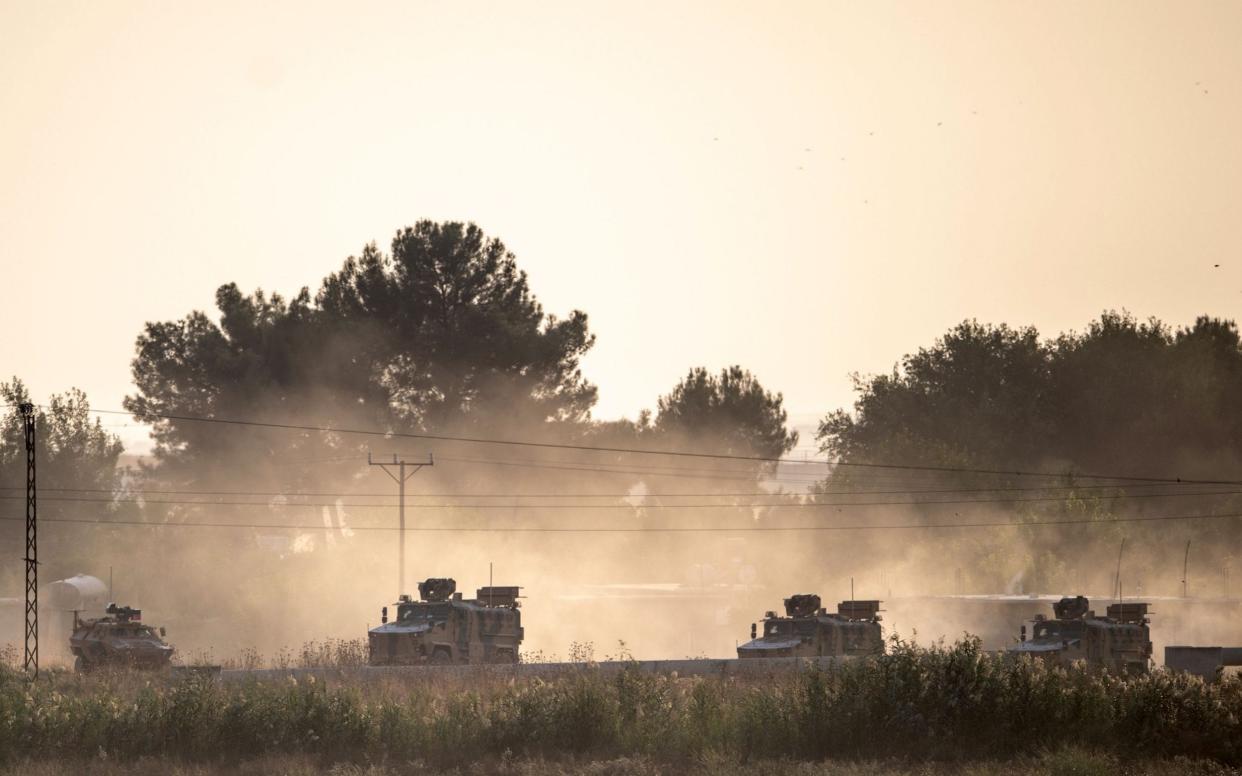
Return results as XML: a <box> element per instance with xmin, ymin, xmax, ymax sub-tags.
<box><xmin>369</xmin><ymin>452</ymin><xmax>433</xmax><ymax>596</ymax></box>
<box><xmin>19</xmin><ymin>403</ymin><xmax>38</xmax><ymax>676</ymax></box>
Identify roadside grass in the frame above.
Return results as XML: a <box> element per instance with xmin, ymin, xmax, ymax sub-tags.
<box><xmin>2</xmin><ymin>637</ymin><xmax>1240</xmax><ymax>769</ymax></box>
<box><xmin>0</xmin><ymin>752</ymin><xmax>1238</xmax><ymax>776</ymax></box>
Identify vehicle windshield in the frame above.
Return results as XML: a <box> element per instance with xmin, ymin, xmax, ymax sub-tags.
<box><xmin>765</xmin><ymin>620</ymin><xmax>793</xmax><ymax>637</ymax></box>
<box><xmin>1034</xmin><ymin>620</ymin><xmax>1084</xmax><ymax>640</ymax></box>
<box><xmin>113</xmin><ymin>626</ymin><xmax>154</xmax><ymax>638</ymax></box>
<box><xmin>398</xmin><ymin>603</ymin><xmax>449</xmax><ymax>622</ymax></box>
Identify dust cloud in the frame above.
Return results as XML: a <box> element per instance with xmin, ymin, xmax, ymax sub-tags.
<box><xmin>9</xmin><ymin>416</ymin><xmax>1242</xmax><ymax>668</ymax></box>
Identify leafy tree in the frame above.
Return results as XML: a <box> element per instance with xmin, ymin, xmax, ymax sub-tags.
<box><xmin>815</xmin><ymin>312</ymin><xmax>1242</xmax><ymax>594</ymax></box>
<box><xmin>1</xmin><ymin>379</ymin><xmax>128</xmax><ymax>583</ymax></box>
<box><xmin>124</xmin><ymin>221</ymin><xmax>597</xmax><ymax>488</ymax></box>
<box><xmin>569</xmin><ymin>367</ymin><xmax>798</xmax><ymax>501</ymax></box>
<box><xmin>1</xmin><ymin>378</ymin><xmax>124</xmax><ymax>495</ymax></box>
<box><xmin>648</xmin><ymin>366</ymin><xmax>798</xmax><ymax>481</ymax></box>
<box><xmin>818</xmin><ymin>312</ymin><xmax>1242</xmax><ymax>481</ymax></box>
<box><xmin>317</xmin><ymin>221</ymin><xmax>596</xmax><ymax>432</ymax></box>
<box><xmin>818</xmin><ymin>321</ymin><xmax>1049</xmax><ymax>473</ymax></box>
<box><xmin>1046</xmin><ymin>312</ymin><xmax>1242</xmax><ymax>477</ymax></box>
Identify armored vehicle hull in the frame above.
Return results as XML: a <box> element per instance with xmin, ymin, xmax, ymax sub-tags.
<box><xmin>738</xmin><ymin>596</ymin><xmax>884</xmax><ymax>659</ymax></box>
<box><xmin>69</xmin><ymin>604</ymin><xmax>173</xmax><ymax>671</ymax></box>
<box><xmin>369</xmin><ymin>579</ymin><xmax>523</xmax><ymax>666</ymax></box>
<box><xmin>1007</xmin><ymin>596</ymin><xmax>1151</xmax><ymax>673</ymax></box>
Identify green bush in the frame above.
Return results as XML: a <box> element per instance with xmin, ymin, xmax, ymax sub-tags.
<box><xmin>2</xmin><ymin>639</ymin><xmax>1240</xmax><ymax>767</ymax></box>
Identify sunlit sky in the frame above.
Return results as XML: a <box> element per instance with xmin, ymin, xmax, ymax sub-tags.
<box><xmin>3</xmin><ymin>1</ymin><xmax>1240</xmax><ymax>454</ymax></box>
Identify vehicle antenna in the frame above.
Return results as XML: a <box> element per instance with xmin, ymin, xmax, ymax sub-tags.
<box><xmin>1114</xmin><ymin>538</ymin><xmax>1126</xmax><ymax>601</ymax></box>
<box><xmin>1182</xmin><ymin>540</ymin><xmax>1191</xmax><ymax>598</ymax></box>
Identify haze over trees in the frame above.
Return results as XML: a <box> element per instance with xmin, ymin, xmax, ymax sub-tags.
<box><xmin>9</xmin><ymin>218</ymin><xmax>1242</xmax><ymax>644</ymax></box>
<box><xmin>816</xmin><ymin>312</ymin><xmax>1242</xmax><ymax>596</ymax></box>
<box><xmin>0</xmin><ymin>221</ymin><xmax>791</xmax><ymax>646</ymax></box>
<box><xmin>652</xmin><ymin>366</ymin><xmax>799</xmax><ymax>461</ymax></box>
<box><xmin>0</xmin><ymin>380</ymin><xmax>128</xmax><ymax>588</ymax></box>
<box><xmin>586</xmin><ymin>366</ymin><xmax>800</xmax><ymax>493</ymax></box>
<box><xmin>0</xmin><ymin>379</ymin><xmax>124</xmax><ymax>497</ymax></box>
<box><xmin>121</xmin><ymin>221</ymin><xmax>795</xmax><ymax>499</ymax></box>
<box><xmin>123</xmin><ymin>221</ymin><xmax>598</xmax><ymax>489</ymax></box>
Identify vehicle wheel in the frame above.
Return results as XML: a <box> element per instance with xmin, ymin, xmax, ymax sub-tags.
<box><xmin>431</xmin><ymin>649</ymin><xmax>452</xmax><ymax>665</ymax></box>
<box><xmin>74</xmin><ymin>656</ymin><xmax>85</xmax><ymax>673</ymax></box>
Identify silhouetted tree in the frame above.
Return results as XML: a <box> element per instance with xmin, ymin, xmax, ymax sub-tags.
<box><xmin>819</xmin><ymin>312</ymin><xmax>1242</xmax><ymax>482</ymax></box>
<box><xmin>818</xmin><ymin>321</ymin><xmax>1050</xmax><ymax>473</ymax></box>
<box><xmin>124</xmin><ymin>221</ymin><xmax>596</xmax><ymax>488</ymax></box>
<box><xmin>1</xmin><ymin>379</ymin><xmax>130</xmax><ymax>583</ymax></box>
<box><xmin>653</xmin><ymin>366</ymin><xmax>798</xmax><ymax>461</ymax></box>
<box><xmin>318</xmin><ymin>221</ymin><xmax>596</xmax><ymax>431</ymax></box>
<box><xmin>1</xmin><ymin>378</ymin><xmax>124</xmax><ymax>494</ymax></box>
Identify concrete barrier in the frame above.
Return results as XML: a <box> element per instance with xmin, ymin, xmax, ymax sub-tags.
<box><xmin>1164</xmin><ymin>646</ymin><xmax>1242</xmax><ymax>681</ymax></box>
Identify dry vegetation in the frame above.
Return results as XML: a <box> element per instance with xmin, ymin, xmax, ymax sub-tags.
<box><xmin>2</xmin><ymin>638</ymin><xmax>1241</xmax><ymax>773</ymax></box>
<box><xmin>177</xmin><ymin>639</ymin><xmax>370</xmax><ymax>671</ymax></box>
<box><xmin>1</xmin><ymin>752</ymin><xmax>1239</xmax><ymax>776</ymax></box>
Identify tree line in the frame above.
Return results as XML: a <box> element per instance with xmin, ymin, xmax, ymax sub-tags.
<box><xmin>4</xmin><ymin>219</ymin><xmax>1242</xmax><ymax>600</ymax></box>
<box><xmin>818</xmin><ymin>313</ymin><xmax>1242</xmax><ymax>485</ymax></box>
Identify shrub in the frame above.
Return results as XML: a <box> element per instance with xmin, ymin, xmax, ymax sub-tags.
<box><xmin>1</xmin><ymin>640</ymin><xmax>1240</xmax><ymax>766</ymax></box>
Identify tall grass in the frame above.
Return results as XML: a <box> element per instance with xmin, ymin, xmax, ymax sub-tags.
<box><xmin>1</xmin><ymin>751</ymin><xmax>1237</xmax><ymax>776</ymax></box>
<box><xmin>176</xmin><ymin>639</ymin><xmax>369</xmax><ymax>670</ymax></box>
<box><xmin>1</xmin><ymin>637</ymin><xmax>1240</xmax><ymax>767</ymax></box>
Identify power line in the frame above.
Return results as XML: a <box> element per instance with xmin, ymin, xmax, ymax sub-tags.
<box><xmin>86</xmin><ymin>406</ymin><xmax>831</xmax><ymax>466</ymax></box>
<box><xmin>2</xmin><ymin>487</ymin><xmax>1240</xmax><ymax>511</ymax></box>
<box><xmin>0</xmin><ymin>480</ymin><xmax>1210</xmax><ymax>500</ymax></box>
<box><xmin>432</xmin><ymin>454</ymin><xmax>830</xmax><ymax>484</ymax></box>
<box><xmin>0</xmin><ymin>403</ymin><xmax>1167</xmax><ymax>486</ymax></box>
<box><xmin>3</xmin><ymin>509</ymin><xmax>1242</xmax><ymax>533</ymax></box>
<box><xmin>72</xmin><ymin>406</ymin><xmax>1242</xmax><ymax>485</ymax></box>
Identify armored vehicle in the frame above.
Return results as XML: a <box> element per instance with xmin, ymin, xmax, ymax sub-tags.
<box><xmin>69</xmin><ymin>603</ymin><xmax>173</xmax><ymax>671</ymax></box>
<box><xmin>1007</xmin><ymin>595</ymin><xmax>1152</xmax><ymax>673</ymax></box>
<box><xmin>368</xmin><ymin>578</ymin><xmax>524</xmax><ymax>665</ymax></box>
<box><xmin>738</xmin><ymin>594</ymin><xmax>884</xmax><ymax>658</ymax></box>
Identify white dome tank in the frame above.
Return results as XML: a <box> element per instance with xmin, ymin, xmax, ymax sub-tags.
<box><xmin>45</xmin><ymin>574</ymin><xmax>109</xmax><ymax>612</ymax></box>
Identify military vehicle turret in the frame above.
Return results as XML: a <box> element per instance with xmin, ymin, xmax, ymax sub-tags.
<box><xmin>738</xmin><ymin>594</ymin><xmax>884</xmax><ymax>658</ymax></box>
<box><xmin>1007</xmin><ymin>595</ymin><xmax>1152</xmax><ymax>673</ymax></box>
<box><xmin>69</xmin><ymin>603</ymin><xmax>173</xmax><ymax>671</ymax></box>
<box><xmin>368</xmin><ymin>578</ymin><xmax>524</xmax><ymax>665</ymax></box>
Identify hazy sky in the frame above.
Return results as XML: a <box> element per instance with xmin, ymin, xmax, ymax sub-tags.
<box><xmin>3</xmin><ymin>1</ymin><xmax>1240</xmax><ymax>454</ymax></box>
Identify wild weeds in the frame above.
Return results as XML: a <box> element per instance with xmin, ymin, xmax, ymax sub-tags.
<box><xmin>1</xmin><ymin>638</ymin><xmax>1241</xmax><ymax>766</ymax></box>
<box><xmin>179</xmin><ymin>640</ymin><xmax>370</xmax><ymax>671</ymax></box>
<box><xmin>297</xmin><ymin>639</ymin><xmax>367</xmax><ymax>668</ymax></box>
